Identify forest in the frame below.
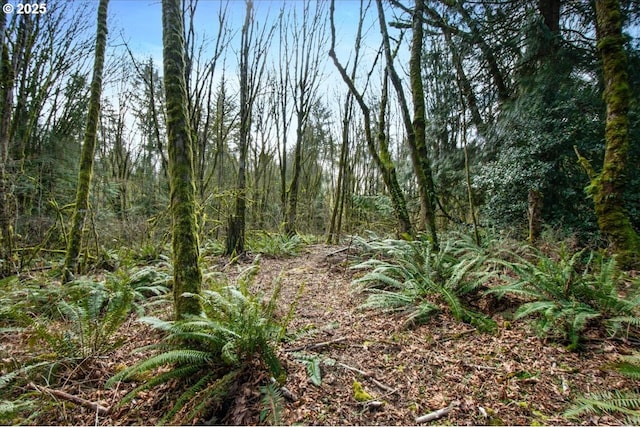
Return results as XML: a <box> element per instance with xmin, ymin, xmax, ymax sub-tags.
<box><xmin>1</xmin><ymin>0</ymin><xmax>639</xmax><ymax>424</ymax></box>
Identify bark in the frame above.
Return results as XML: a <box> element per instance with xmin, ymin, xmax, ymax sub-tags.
<box><xmin>408</xmin><ymin>0</ymin><xmax>438</xmax><ymax>247</ymax></box>
<box><xmin>162</xmin><ymin>0</ymin><xmax>202</xmax><ymax>318</ymax></box>
<box><xmin>0</xmin><ymin>11</ymin><xmax>14</xmax><ymax>277</ymax></box>
<box><xmin>376</xmin><ymin>0</ymin><xmax>437</xmax><ymax>244</ymax></box>
<box><xmin>63</xmin><ymin>0</ymin><xmax>109</xmax><ymax>281</ymax></box>
<box><xmin>588</xmin><ymin>0</ymin><xmax>640</xmax><ymax>268</ymax></box>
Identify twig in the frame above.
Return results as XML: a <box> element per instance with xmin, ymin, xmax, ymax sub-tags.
<box><xmin>29</xmin><ymin>382</ymin><xmax>110</xmax><ymax>416</ymax></box>
<box><xmin>337</xmin><ymin>362</ymin><xmax>395</xmax><ymax>393</ymax></box>
<box><xmin>415</xmin><ymin>400</ymin><xmax>459</xmax><ymax>424</ymax></box>
<box><xmin>437</xmin><ymin>328</ymin><xmax>476</xmax><ymax>343</ymax></box>
<box><xmin>325</xmin><ymin>247</ymin><xmax>352</xmax><ymax>257</ymax></box>
<box><xmin>433</xmin><ymin>356</ymin><xmax>497</xmax><ymax>371</ymax></box>
<box><xmin>286</xmin><ymin>336</ymin><xmax>348</xmax><ymax>353</ymax></box>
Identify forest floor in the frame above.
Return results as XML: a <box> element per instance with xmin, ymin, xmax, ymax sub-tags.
<box><xmin>2</xmin><ymin>243</ymin><xmax>637</xmax><ymax>425</ymax></box>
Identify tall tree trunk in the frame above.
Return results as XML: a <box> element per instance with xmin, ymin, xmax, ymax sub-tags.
<box><xmin>0</xmin><ymin>11</ymin><xmax>14</xmax><ymax>277</ymax></box>
<box><xmin>588</xmin><ymin>0</ymin><xmax>640</xmax><ymax>268</ymax></box>
<box><xmin>162</xmin><ymin>0</ymin><xmax>202</xmax><ymax>318</ymax></box>
<box><xmin>63</xmin><ymin>0</ymin><xmax>109</xmax><ymax>281</ymax></box>
<box><xmin>226</xmin><ymin>0</ymin><xmax>252</xmax><ymax>255</ymax></box>
<box><xmin>377</xmin><ymin>0</ymin><xmax>437</xmax><ymax>244</ymax></box>
<box><xmin>408</xmin><ymin>0</ymin><xmax>438</xmax><ymax>247</ymax></box>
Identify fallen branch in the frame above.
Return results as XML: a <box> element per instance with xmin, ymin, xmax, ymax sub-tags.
<box><xmin>415</xmin><ymin>400</ymin><xmax>459</xmax><ymax>424</ymax></box>
<box><xmin>29</xmin><ymin>382</ymin><xmax>110</xmax><ymax>416</ymax></box>
<box><xmin>337</xmin><ymin>362</ymin><xmax>395</xmax><ymax>393</ymax></box>
<box><xmin>270</xmin><ymin>377</ymin><xmax>298</xmax><ymax>402</ymax></box>
<box><xmin>286</xmin><ymin>336</ymin><xmax>347</xmax><ymax>353</ymax></box>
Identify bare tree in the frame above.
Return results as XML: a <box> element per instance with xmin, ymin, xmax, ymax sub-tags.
<box><xmin>226</xmin><ymin>0</ymin><xmax>274</xmax><ymax>255</ymax></box>
<box><xmin>329</xmin><ymin>0</ymin><xmax>413</xmax><ymax>236</ymax></box>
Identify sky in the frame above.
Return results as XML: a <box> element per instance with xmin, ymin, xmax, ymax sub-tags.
<box><xmin>106</xmin><ymin>0</ymin><xmax>375</xmax><ymax>64</ymax></box>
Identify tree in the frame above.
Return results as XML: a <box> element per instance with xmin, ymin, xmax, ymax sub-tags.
<box><xmin>282</xmin><ymin>1</ymin><xmax>327</xmax><ymax>236</ymax></box>
<box><xmin>377</xmin><ymin>0</ymin><xmax>438</xmax><ymax>245</ymax></box>
<box><xmin>226</xmin><ymin>0</ymin><xmax>274</xmax><ymax>255</ymax></box>
<box><xmin>579</xmin><ymin>0</ymin><xmax>640</xmax><ymax>268</ymax></box>
<box><xmin>0</xmin><ymin>11</ymin><xmax>14</xmax><ymax>277</ymax></box>
<box><xmin>63</xmin><ymin>0</ymin><xmax>109</xmax><ymax>281</ymax></box>
<box><xmin>162</xmin><ymin>0</ymin><xmax>202</xmax><ymax>318</ymax></box>
<box><xmin>329</xmin><ymin>0</ymin><xmax>413</xmax><ymax>237</ymax></box>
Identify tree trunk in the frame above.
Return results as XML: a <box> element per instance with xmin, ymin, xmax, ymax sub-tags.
<box><xmin>63</xmin><ymin>0</ymin><xmax>109</xmax><ymax>281</ymax></box>
<box><xmin>0</xmin><ymin>11</ymin><xmax>14</xmax><ymax>277</ymax></box>
<box><xmin>226</xmin><ymin>0</ymin><xmax>252</xmax><ymax>255</ymax></box>
<box><xmin>408</xmin><ymin>0</ymin><xmax>438</xmax><ymax>247</ymax></box>
<box><xmin>588</xmin><ymin>0</ymin><xmax>640</xmax><ymax>268</ymax></box>
<box><xmin>162</xmin><ymin>0</ymin><xmax>202</xmax><ymax>318</ymax></box>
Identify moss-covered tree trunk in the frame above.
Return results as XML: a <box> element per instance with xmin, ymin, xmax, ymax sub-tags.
<box><xmin>408</xmin><ymin>0</ymin><xmax>438</xmax><ymax>247</ymax></box>
<box><xmin>162</xmin><ymin>0</ymin><xmax>202</xmax><ymax>318</ymax></box>
<box><xmin>589</xmin><ymin>0</ymin><xmax>640</xmax><ymax>268</ymax></box>
<box><xmin>0</xmin><ymin>11</ymin><xmax>14</xmax><ymax>277</ymax></box>
<box><xmin>63</xmin><ymin>0</ymin><xmax>109</xmax><ymax>282</ymax></box>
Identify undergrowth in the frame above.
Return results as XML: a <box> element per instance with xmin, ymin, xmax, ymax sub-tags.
<box><xmin>566</xmin><ymin>353</ymin><xmax>640</xmax><ymax>423</ymax></box>
<box><xmin>351</xmin><ymin>233</ymin><xmax>497</xmax><ymax>332</ymax></box>
<box><xmin>106</xmin><ymin>257</ymin><xmax>290</xmax><ymax>425</ymax></box>
<box><xmin>487</xmin><ymin>247</ymin><xmax>640</xmax><ymax>350</ymax></box>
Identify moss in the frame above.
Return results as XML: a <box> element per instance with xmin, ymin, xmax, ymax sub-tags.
<box><xmin>589</xmin><ymin>0</ymin><xmax>640</xmax><ymax>269</ymax></box>
<box><xmin>63</xmin><ymin>0</ymin><xmax>109</xmax><ymax>281</ymax></box>
<box><xmin>162</xmin><ymin>0</ymin><xmax>202</xmax><ymax>319</ymax></box>
<box><xmin>352</xmin><ymin>380</ymin><xmax>374</xmax><ymax>402</ymax></box>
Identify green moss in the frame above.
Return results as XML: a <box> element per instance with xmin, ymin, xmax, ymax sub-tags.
<box><xmin>352</xmin><ymin>380</ymin><xmax>374</xmax><ymax>402</ymax></box>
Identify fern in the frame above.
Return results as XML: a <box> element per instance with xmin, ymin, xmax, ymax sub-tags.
<box><xmin>489</xmin><ymin>247</ymin><xmax>640</xmax><ymax>350</ymax></box>
<box><xmin>259</xmin><ymin>383</ymin><xmax>284</xmax><ymax>425</ymax></box>
<box><xmin>106</xmin><ymin>259</ymin><xmax>287</xmax><ymax>424</ymax></box>
<box><xmin>566</xmin><ymin>352</ymin><xmax>640</xmax><ymax>423</ymax></box>
<box><xmin>292</xmin><ymin>352</ymin><xmax>323</xmax><ymax>386</ymax></box>
<box><xmin>351</xmin><ymin>234</ymin><xmax>496</xmax><ymax>332</ymax></box>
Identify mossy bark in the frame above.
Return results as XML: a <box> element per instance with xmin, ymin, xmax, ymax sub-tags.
<box><xmin>63</xmin><ymin>0</ymin><xmax>109</xmax><ymax>282</ymax></box>
<box><xmin>409</xmin><ymin>0</ymin><xmax>438</xmax><ymax>248</ymax></box>
<box><xmin>0</xmin><ymin>11</ymin><xmax>14</xmax><ymax>277</ymax></box>
<box><xmin>590</xmin><ymin>0</ymin><xmax>640</xmax><ymax>268</ymax></box>
<box><xmin>162</xmin><ymin>0</ymin><xmax>202</xmax><ymax>318</ymax></box>
<box><xmin>375</xmin><ymin>0</ymin><xmax>435</xmax><ymax>244</ymax></box>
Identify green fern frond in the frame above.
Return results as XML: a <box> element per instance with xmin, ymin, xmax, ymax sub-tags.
<box><xmin>160</xmin><ymin>371</ymin><xmax>218</xmax><ymax>424</ymax></box>
<box><xmin>514</xmin><ymin>301</ymin><xmax>557</xmax><ymax>320</ymax></box>
<box><xmin>260</xmin><ymin>383</ymin><xmax>284</xmax><ymax>425</ymax></box>
<box><xmin>565</xmin><ymin>391</ymin><xmax>640</xmax><ymax>418</ymax></box>
<box><xmin>107</xmin><ymin>349</ymin><xmax>211</xmax><ymax>386</ymax></box>
<box><xmin>118</xmin><ymin>364</ymin><xmax>203</xmax><ymax>404</ymax></box>
<box><xmin>405</xmin><ymin>301</ymin><xmax>440</xmax><ymax>326</ymax></box>
<box><xmin>609</xmin><ymin>361</ymin><xmax>640</xmax><ymax>380</ymax></box>
<box><xmin>0</xmin><ymin>361</ymin><xmax>51</xmax><ymax>390</ymax></box>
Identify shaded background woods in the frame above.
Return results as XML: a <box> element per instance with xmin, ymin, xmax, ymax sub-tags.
<box><xmin>0</xmin><ymin>0</ymin><xmax>638</xmax><ymax>274</ymax></box>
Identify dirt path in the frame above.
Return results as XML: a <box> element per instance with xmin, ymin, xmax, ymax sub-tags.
<box><xmin>251</xmin><ymin>244</ymin><xmax>631</xmax><ymax>426</ymax></box>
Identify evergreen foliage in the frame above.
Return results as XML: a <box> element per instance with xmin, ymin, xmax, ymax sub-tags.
<box><xmin>488</xmin><ymin>247</ymin><xmax>640</xmax><ymax>350</ymax></box>
<box><xmin>351</xmin><ymin>233</ymin><xmax>496</xmax><ymax>332</ymax></box>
